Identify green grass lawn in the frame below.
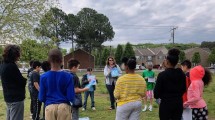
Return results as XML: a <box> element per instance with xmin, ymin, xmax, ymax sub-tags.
<box><xmin>0</xmin><ymin>71</ymin><xmax>215</xmax><ymax>120</ymax></box>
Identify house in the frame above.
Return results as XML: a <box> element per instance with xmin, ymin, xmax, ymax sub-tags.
<box><xmin>63</xmin><ymin>49</ymin><xmax>95</xmax><ymax>69</ymax></box>
<box><xmin>134</xmin><ymin>47</ymin><xmax>168</xmax><ymax>66</ymax></box>
<box><xmin>184</xmin><ymin>47</ymin><xmax>211</xmax><ymax>67</ymax></box>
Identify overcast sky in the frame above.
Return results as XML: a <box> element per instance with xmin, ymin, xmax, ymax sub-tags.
<box><xmin>59</xmin><ymin>0</ymin><xmax>215</xmax><ymax>49</ymax></box>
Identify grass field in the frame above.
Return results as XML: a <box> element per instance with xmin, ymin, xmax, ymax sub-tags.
<box><xmin>0</xmin><ymin>70</ymin><xmax>215</xmax><ymax>120</ymax></box>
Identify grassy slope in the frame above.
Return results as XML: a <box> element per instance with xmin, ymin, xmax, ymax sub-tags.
<box><xmin>0</xmin><ymin>71</ymin><xmax>214</xmax><ymax>120</ymax></box>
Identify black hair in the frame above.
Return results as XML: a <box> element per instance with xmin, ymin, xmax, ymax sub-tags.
<box><xmin>48</xmin><ymin>49</ymin><xmax>62</xmax><ymax>64</ymax></box>
<box><xmin>3</xmin><ymin>44</ymin><xmax>21</xmax><ymax>63</ymax></box>
<box><xmin>29</xmin><ymin>60</ymin><xmax>34</xmax><ymax>67</ymax></box>
<box><xmin>181</xmin><ymin>60</ymin><xmax>192</xmax><ymax>69</ymax></box>
<box><xmin>32</xmin><ymin>61</ymin><xmax>41</xmax><ymax>69</ymax></box>
<box><xmin>121</xmin><ymin>57</ymin><xmax>136</xmax><ymax>70</ymax></box>
<box><xmin>87</xmin><ymin>68</ymin><xmax>92</xmax><ymax>72</ymax></box>
<box><xmin>166</xmin><ymin>48</ymin><xmax>180</xmax><ymax>67</ymax></box>
<box><xmin>41</xmin><ymin>61</ymin><xmax>51</xmax><ymax>72</ymax></box>
<box><xmin>68</xmin><ymin>59</ymin><xmax>80</xmax><ymax>69</ymax></box>
<box><xmin>202</xmin><ymin>68</ymin><xmax>212</xmax><ymax>86</ymax></box>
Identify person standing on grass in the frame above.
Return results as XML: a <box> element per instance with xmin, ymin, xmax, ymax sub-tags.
<box><xmin>30</xmin><ymin>60</ymin><xmax>42</xmax><ymax>120</ymax></box>
<box><xmin>142</xmin><ymin>64</ymin><xmax>155</xmax><ymax>112</ymax></box>
<box><xmin>180</xmin><ymin>60</ymin><xmax>192</xmax><ymax>120</ymax></box>
<box><xmin>104</xmin><ymin>56</ymin><xmax>122</xmax><ymax>110</ymax></box>
<box><xmin>81</xmin><ymin>68</ymin><xmax>97</xmax><ymax>111</ymax></box>
<box><xmin>154</xmin><ymin>48</ymin><xmax>186</xmax><ymax>120</ymax></box>
<box><xmin>68</xmin><ymin>59</ymin><xmax>89</xmax><ymax>120</ymax></box>
<box><xmin>40</xmin><ymin>61</ymin><xmax>51</xmax><ymax>120</ymax></box>
<box><xmin>27</xmin><ymin>60</ymin><xmax>34</xmax><ymax>117</ymax></box>
<box><xmin>114</xmin><ymin>57</ymin><xmax>146</xmax><ymax>120</ymax></box>
<box><xmin>0</xmin><ymin>44</ymin><xmax>27</xmax><ymax>120</ymax></box>
<box><xmin>39</xmin><ymin>49</ymin><xmax>75</xmax><ymax>120</ymax></box>
<box><xmin>184</xmin><ymin>66</ymin><xmax>212</xmax><ymax>120</ymax></box>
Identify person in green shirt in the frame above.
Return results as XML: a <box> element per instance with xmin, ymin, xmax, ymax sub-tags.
<box><xmin>142</xmin><ymin>64</ymin><xmax>155</xmax><ymax>112</ymax></box>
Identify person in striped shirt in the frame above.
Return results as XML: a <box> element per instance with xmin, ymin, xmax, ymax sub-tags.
<box><xmin>114</xmin><ymin>57</ymin><xmax>146</xmax><ymax>120</ymax></box>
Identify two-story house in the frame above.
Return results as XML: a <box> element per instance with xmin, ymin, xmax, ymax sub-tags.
<box><xmin>134</xmin><ymin>47</ymin><xmax>168</xmax><ymax>66</ymax></box>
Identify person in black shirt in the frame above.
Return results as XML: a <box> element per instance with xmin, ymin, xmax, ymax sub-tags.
<box><xmin>154</xmin><ymin>48</ymin><xmax>186</xmax><ymax>120</ymax></box>
<box><xmin>68</xmin><ymin>59</ymin><xmax>89</xmax><ymax>120</ymax></box>
<box><xmin>30</xmin><ymin>61</ymin><xmax>42</xmax><ymax>120</ymax></box>
<box><xmin>27</xmin><ymin>60</ymin><xmax>34</xmax><ymax>116</ymax></box>
<box><xmin>0</xmin><ymin>44</ymin><xmax>27</xmax><ymax>120</ymax></box>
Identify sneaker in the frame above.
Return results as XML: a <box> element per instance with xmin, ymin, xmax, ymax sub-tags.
<box><xmin>142</xmin><ymin>105</ymin><xmax>147</xmax><ymax>112</ymax></box>
<box><xmin>148</xmin><ymin>105</ymin><xmax>152</xmax><ymax>111</ymax></box>
<box><xmin>92</xmin><ymin>107</ymin><xmax>96</xmax><ymax>110</ymax></box>
<box><xmin>82</xmin><ymin>108</ymin><xmax>86</xmax><ymax>111</ymax></box>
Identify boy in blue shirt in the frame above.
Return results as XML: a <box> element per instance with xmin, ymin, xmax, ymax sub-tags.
<box><xmin>39</xmin><ymin>49</ymin><xmax>75</xmax><ymax>120</ymax></box>
<box><xmin>81</xmin><ymin>68</ymin><xmax>97</xmax><ymax>111</ymax></box>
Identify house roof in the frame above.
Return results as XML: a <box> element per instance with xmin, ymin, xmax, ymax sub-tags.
<box><xmin>184</xmin><ymin>47</ymin><xmax>211</xmax><ymax>54</ymax></box>
<box><xmin>134</xmin><ymin>46</ymin><xmax>168</xmax><ymax>56</ymax></box>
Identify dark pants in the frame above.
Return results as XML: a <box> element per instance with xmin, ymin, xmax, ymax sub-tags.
<box><xmin>159</xmin><ymin>100</ymin><xmax>183</xmax><ymax>120</ymax></box>
<box><xmin>106</xmin><ymin>84</ymin><xmax>116</xmax><ymax>109</ymax></box>
<box><xmin>32</xmin><ymin>92</ymin><xmax>42</xmax><ymax>120</ymax></box>
<box><xmin>83</xmin><ymin>91</ymin><xmax>95</xmax><ymax>109</ymax></box>
<box><xmin>28</xmin><ymin>84</ymin><xmax>33</xmax><ymax>114</ymax></box>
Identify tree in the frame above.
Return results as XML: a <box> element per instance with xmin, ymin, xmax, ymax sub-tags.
<box><xmin>0</xmin><ymin>46</ymin><xmax>3</xmax><ymax>61</ymax></box>
<box><xmin>115</xmin><ymin>44</ymin><xmax>123</xmax><ymax>64</ymax></box>
<box><xmin>192</xmin><ymin>52</ymin><xmax>201</xmax><ymax>65</ymax></box>
<box><xmin>208</xmin><ymin>49</ymin><xmax>215</xmax><ymax>64</ymax></box>
<box><xmin>0</xmin><ymin>0</ymin><xmax>58</xmax><ymax>44</ymax></box>
<box><xmin>101</xmin><ymin>48</ymin><xmax>110</xmax><ymax>65</ymax></box>
<box><xmin>76</xmin><ymin>8</ymin><xmax>114</xmax><ymax>53</ymax></box>
<box><xmin>20</xmin><ymin>39</ymin><xmax>56</xmax><ymax>61</ymax></box>
<box><xmin>61</xmin><ymin>49</ymin><xmax>67</xmax><ymax>56</ymax></box>
<box><xmin>179</xmin><ymin>51</ymin><xmax>186</xmax><ymax>62</ymax></box>
<box><xmin>123</xmin><ymin>42</ymin><xmax>135</xmax><ymax>58</ymax></box>
<box><xmin>34</xmin><ymin>7</ymin><xmax>67</xmax><ymax>48</ymax></box>
<box><xmin>200</xmin><ymin>41</ymin><xmax>215</xmax><ymax>50</ymax></box>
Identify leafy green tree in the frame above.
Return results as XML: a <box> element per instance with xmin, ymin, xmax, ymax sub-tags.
<box><xmin>192</xmin><ymin>52</ymin><xmax>201</xmax><ymax>65</ymax></box>
<box><xmin>123</xmin><ymin>42</ymin><xmax>135</xmax><ymax>58</ymax></box>
<box><xmin>65</xmin><ymin>14</ymin><xmax>79</xmax><ymax>52</ymax></box>
<box><xmin>179</xmin><ymin>51</ymin><xmax>186</xmax><ymax>62</ymax></box>
<box><xmin>0</xmin><ymin>0</ymin><xmax>58</xmax><ymax>44</ymax></box>
<box><xmin>115</xmin><ymin>44</ymin><xmax>123</xmax><ymax>64</ymax></box>
<box><xmin>200</xmin><ymin>41</ymin><xmax>215</xmax><ymax>50</ymax></box>
<box><xmin>61</xmin><ymin>49</ymin><xmax>67</xmax><ymax>56</ymax></box>
<box><xmin>76</xmin><ymin>8</ymin><xmax>114</xmax><ymax>53</ymax></box>
<box><xmin>34</xmin><ymin>7</ymin><xmax>67</xmax><ymax>48</ymax></box>
<box><xmin>0</xmin><ymin>46</ymin><xmax>3</xmax><ymax>61</ymax></box>
<box><xmin>101</xmin><ymin>48</ymin><xmax>110</xmax><ymax>65</ymax></box>
<box><xmin>69</xmin><ymin>48</ymin><xmax>74</xmax><ymax>53</ymax></box>
<box><xmin>20</xmin><ymin>39</ymin><xmax>56</xmax><ymax>61</ymax></box>
<box><xmin>208</xmin><ymin>49</ymin><xmax>215</xmax><ymax>64</ymax></box>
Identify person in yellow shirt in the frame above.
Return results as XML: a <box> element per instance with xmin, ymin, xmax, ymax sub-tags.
<box><xmin>114</xmin><ymin>57</ymin><xmax>146</xmax><ymax>120</ymax></box>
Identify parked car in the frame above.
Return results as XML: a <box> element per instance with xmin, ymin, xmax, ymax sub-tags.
<box><xmin>153</xmin><ymin>65</ymin><xmax>160</xmax><ymax>69</ymax></box>
<box><xmin>136</xmin><ymin>65</ymin><xmax>146</xmax><ymax>70</ymax></box>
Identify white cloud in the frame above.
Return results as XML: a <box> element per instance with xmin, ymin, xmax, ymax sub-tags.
<box><xmin>59</xmin><ymin>0</ymin><xmax>215</xmax><ymax>49</ymax></box>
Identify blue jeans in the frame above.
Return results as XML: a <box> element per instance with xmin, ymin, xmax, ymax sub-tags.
<box><xmin>83</xmin><ymin>91</ymin><xmax>95</xmax><ymax>109</ymax></box>
<box><xmin>6</xmin><ymin>101</ymin><xmax>24</xmax><ymax>120</ymax></box>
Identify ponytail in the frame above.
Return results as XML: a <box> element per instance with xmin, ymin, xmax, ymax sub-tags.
<box><xmin>202</xmin><ymin>68</ymin><xmax>212</xmax><ymax>86</ymax></box>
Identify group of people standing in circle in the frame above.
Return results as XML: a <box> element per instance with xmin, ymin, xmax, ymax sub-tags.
<box><xmin>0</xmin><ymin>44</ymin><xmax>213</xmax><ymax>120</ymax></box>
<box><xmin>104</xmin><ymin>48</ymin><xmax>212</xmax><ymax>120</ymax></box>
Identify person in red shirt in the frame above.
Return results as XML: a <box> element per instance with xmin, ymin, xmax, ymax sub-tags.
<box><xmin>181</xmin><ymin>60</ymin><xmax>192</xmax><ymax>120</ymax></box>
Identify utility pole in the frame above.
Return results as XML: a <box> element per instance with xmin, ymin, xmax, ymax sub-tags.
<box><xmin>171</xmin><ymin>26</ymin><xmax>178</xmax><ymax>45</ymax></box>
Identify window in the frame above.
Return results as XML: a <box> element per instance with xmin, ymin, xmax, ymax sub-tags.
<box><xmin>147</xmin><ymin>56</ymin><xmax>152</xmax><ymax>60</ymax></box>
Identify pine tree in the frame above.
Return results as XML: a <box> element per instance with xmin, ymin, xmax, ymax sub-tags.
<box><xmin>101</xmin><ymin>48</ymin><xmax>110</xmax><ymax>65</ymax></box>
<box><xmin>123</xmin><ymin>42</ymin><xmax>135</xmax><ymax>58</ymax></box>
<box><xmin>115</xmin><ymin>44</ymin><xmax>123</xmax><ymax>64</ymax></box>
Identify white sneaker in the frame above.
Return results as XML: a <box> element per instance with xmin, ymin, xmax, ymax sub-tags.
<box><xmin>92</xmin><ymin>107</ymin><xmax>96</xmax><ymax>110</ymax></box>
<box><xmin>82</xmin><ymin>108</ymin><xmax>86</xmax><ymax>111</ymax></box>
<box><xmin>142</xmin><ymin>105</ymin><xmax>147</xmax><ymax>112</ymax></box>
<box><xmin>148</xmin><ymin>105</ymin><xmax>152</xmax><ymax>111</ymax></box>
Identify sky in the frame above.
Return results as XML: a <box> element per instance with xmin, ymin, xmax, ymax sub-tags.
<box><xmin>59</xmin><ymin>0</ymin><xmax>215</xmax><ymax>49</ymax></box>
